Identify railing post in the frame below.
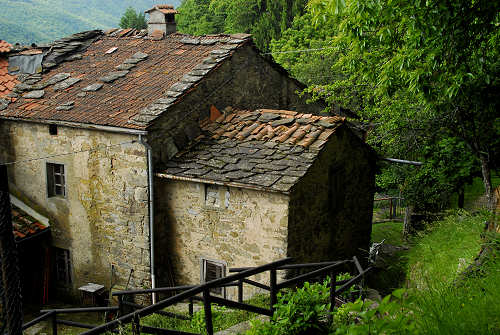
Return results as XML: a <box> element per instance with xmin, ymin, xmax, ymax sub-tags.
<box><xmin>118</xmin><ymin>295</ymin><xmax>124</xmax><ymax>316</ymax></box>
<box><xmin>238</xmin><ymin>279</ymin><xmax>243</xmax><ymax>303</ymax></box>
<box><xmin>203</xmin><ymin>289</ymin><xmax>214</xmax><ymax>335</ymax></box>
<box><xmin>189</xmin><ymin>297</ymin><xmax>194</xmax><ymax>317</ymax></box>
<box><xmin>270</xmin><ymin>269</ymin><xmax>277</xmax><ymax>315</ymax></box>
<box><xmin>132</xmin><ymin>314</ymin><xmax>141</xmax><ymax>335</ymax></box>
<box><xmin>51</xmin><ymin>312</ymin><xmax>57</xmax><ymax>335</ymax></box>
<box><xmin>329</xmin><ymin>271</ymin><xmax>337</xmax><ymax>315</ymax></box>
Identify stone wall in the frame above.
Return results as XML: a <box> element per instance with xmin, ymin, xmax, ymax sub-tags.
<box><xmin>287</xmin><ymin>125</ymin><xmax>376</xmax><ymax>264</ymax></box>
<box><xmin>0</xmin><ymin>120</ymin><xmax>151</xmax><ymax>297</ymax></box>
<box><xmin>154</xmin><ymin>178</ymin><xmax>289</xmax><ymax>299</ymax></box>
<box><xmin>147</xmin><ymin>44</ymin><xmax>326</xmax><ymax>169</ymax></box>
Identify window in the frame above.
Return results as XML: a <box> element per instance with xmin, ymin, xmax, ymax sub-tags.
<box><xmin>49</xmin><ymin>124</ymin><xmax>57</xmax><ymax>135</ymax></box>
<box><xmin>201</xmin><ymin>258</ymin><xmax>226</xmax><ymax>295</ymax></box>
<box><xmin>54</xmin><ymin>247</ymin><xmax>72</xmax><ymax>284</ymax></box>
<box><xmin>47</xmin><ymin>163</ymin><xmax>66</xmax><ymax>197</ymax></box>
<box><xmin>204</xmin><ymin>184</ymin><xmax>230</xmax><ymax>209</ymax></box>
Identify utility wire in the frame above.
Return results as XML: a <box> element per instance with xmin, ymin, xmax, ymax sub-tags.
<box><xmin>262</xmin><ymin>47</ymin><xmax>334</xmax><ymax>55</ymax></box>
<box><xmin>0</xmin><ymin>140</ymin><xmax>136</xmax><ymax>166</ymax></box>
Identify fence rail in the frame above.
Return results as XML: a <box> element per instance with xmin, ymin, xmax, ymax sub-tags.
<box><xmin>22</xmin><ymin>257</ymin><xmax>371</xmax><ymax>335</ymax></box>
<box><xmin>373</xmin><ymin>196</ymin><xmax>405</xmax><ymax>222</ymax></box>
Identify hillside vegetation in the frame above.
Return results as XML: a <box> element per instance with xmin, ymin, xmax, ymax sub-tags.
<box><xmin>0</xmin><ymin>0</ymin><xmax>181</xmax><ymax>45</ymax></box>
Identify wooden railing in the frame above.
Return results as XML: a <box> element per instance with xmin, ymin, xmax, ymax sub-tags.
<box><xmin>22</xmin><ymin>257</ymin><xmax>372</xmax><ymax>335</ymax></box>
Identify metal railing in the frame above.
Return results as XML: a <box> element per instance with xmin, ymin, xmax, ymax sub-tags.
<box><xmin>22</xmin><ymin>257</ymin><xmax>372</xmax><ymax>335</ymax></box>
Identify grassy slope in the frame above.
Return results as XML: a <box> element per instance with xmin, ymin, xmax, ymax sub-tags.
<box><xmin>0</xmin><ymin>0</ymin><xmax>181</xmax><ymax>45</ymax></box>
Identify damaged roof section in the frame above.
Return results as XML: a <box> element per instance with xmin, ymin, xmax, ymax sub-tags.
<box><xmin>0</xmin><ymin>40</ymin><xmax>18</xmax><ymax>98</ymax></box>
<box><xmin>159</xmin><ymin>108</ymin><xmax>345</xmax><ymax>193</ymax></box>
<box><xmin>0</xmin><ymin>30</ymin><xmax>251</xmax><ymax>129</ymax></box>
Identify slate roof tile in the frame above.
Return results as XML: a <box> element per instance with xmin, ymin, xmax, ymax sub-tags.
<box><xmin>161</xmin><ymin>108</ymin><xmax>345</xmax><ymax>193</ymax></box>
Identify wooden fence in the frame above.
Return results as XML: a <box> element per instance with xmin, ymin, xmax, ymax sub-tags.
<box><xmin>21</xmin><ymin>257</ymin><xmax>371</xmax><ymax>335</ymax></box>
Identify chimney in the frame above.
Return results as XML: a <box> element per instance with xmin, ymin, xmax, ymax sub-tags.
<box><xmin>145</xmin><ymin>4</ymin><xmax>178</xmax><ymax>38</ymax></box>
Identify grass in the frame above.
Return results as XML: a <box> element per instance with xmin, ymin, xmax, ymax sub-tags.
<box><xmin>371</xmin><ymin>221</ymin><xmax>404</xmax><ymax>245</ymax></box>
<box><xmin>403</xmin><ymin>210</ymin><xmax>500</xmax><ymax>334</ymax></box>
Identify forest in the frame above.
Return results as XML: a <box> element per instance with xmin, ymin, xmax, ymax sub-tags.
<box><xmin>177</xmin><ymin>0</ymin><xmax>499</xmax><ymax>214</ymax></box>
<box><xmin>0</xmin><ymin>0</ymin><xmax>181</xmax><ymax>45</ymax></box>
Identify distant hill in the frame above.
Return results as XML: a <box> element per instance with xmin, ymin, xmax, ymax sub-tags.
<box><xmin>0</xmin><ymin>0</ymin><xmax>182</xmax><ymax>45</ymax></box>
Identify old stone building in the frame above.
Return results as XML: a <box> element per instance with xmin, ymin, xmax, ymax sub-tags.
<box><xmin>155</xmin><ymin>108</ymin><xmax>376</xmax><ymax>296</ymax></box>
<box><xmin>0</xmin><ymin>10</ymin><xmax>346</xmax><ymax>300</ymax></box>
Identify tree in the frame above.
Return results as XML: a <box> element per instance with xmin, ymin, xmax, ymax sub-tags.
<box><xmin>119</xmin><ymin>7</ymin><xmax>147</xmax><ymax>30</ymax></box>
<box><xmin>177</xmin><ymin>0</ymin><xmax>309</xmax><ymax>51</ymax></box>
<box><xmin>308</xmin><ymin>0</ymin><xmax>500</xmax><ymax>210</ymax></box>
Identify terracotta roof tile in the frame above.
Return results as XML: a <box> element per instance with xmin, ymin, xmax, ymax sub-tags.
<box><xmin>11</xmin><ymin>205</ymin><xmax>49</xmax><ymax>242</ymax></box>
<box><xmin>0</xmin><ymin>57</ymin><xmax>18</xmax><ymax>97</ymax></box>
<box><xmin>0</xmin><ymin>32</ymin><xmax>250</xmax><ymax>129</ymax></box>
<box><xmin>159</xmin><ymin>108</ymin><xmax>345</xmax><ymax>193</ymax></box>
<box><xmin>0</xmin><ymin>40</ymin><xmax>11</xmax><ymax>53</ymax></box>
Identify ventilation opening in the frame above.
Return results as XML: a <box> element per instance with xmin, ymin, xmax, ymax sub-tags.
<box><xmin>49</xmin><ymin>124</ymin><xmax>58</xmax><ymax>135</ymax></box>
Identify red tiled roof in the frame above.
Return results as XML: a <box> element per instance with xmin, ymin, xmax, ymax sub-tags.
<box><xmin>145</xmin><ymin>4</ymin><xmax>178</xmax><ymax>14</ymax></box>
<box><xmin>0</xmin><ymin>32</ymin><xmax>250</xmax><ymax>129</ymax></box>
<box><xmin>11</xmin><ymin>205</ymin><xmax>49</xmax><ymax>242</ymax></box>
<box><xmin>160</xmin><ymin>108</ymin><xmax>346</xmax><ymax>193</ymax></box>
<box><xmin>0</xmin><ymin>40</ymin><xmax>12</xmax><ymax>53</ymax></box>
<box><xmin>0</xmin><ymin>57</ymin><xmax>18</xmax><ymax>97</ymax></box>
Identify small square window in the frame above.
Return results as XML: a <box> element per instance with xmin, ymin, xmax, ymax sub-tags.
<box><xmin>201</xmin><ymin>258</ymin><xmax>226</xmax><ymax>295</ymax></box>
<box><xmin>47</xmin><ymin>163</ymin><xmax>66</xmax><ymax>197</ymax></box>
<box><xmin>54</xmin><ymin>247</ymin><xmax>72</xmax><ymax>285</ymax></box>
<box><xmin>49</xmin><ymin>124</ymin><xmax>57</xmax><ymax>135</ymax></box>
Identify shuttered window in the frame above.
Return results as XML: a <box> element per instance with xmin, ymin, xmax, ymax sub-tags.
<box><xmin>201</xmin><ymin>258</ymin><xmax>226</xmax><ymax>295</ymax></box>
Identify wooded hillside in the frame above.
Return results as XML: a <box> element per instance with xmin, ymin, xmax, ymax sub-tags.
<box><xmin>0</xmin><ymin>0</ymin><xmax>181</xmax><ymax>45</ymax></box>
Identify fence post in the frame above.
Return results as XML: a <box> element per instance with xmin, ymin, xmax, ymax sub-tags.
<box><xmin>389</xmin><ymin>198</ymin><xmax>393</xmax><ymax>220</ymax></box>
<box><xmin>203</xmin><ymin>289</ymin><xmax>213</xmax><ymax>335</ymax></box>
<box><xmin>132</xmin><ymin>314</ymin><xmax>140</xmax><ymax>335</ymax></box>
<box><xmin>118</xmin><ymin>295</ymin><xmax>124</xmax><ymax>316</ymax></box>
<box><xmin>270</xmin><ymin>269</ymin><xmax>277</xmax><ymax>315</ymax></box>
<box><xmin>238</xmin><ymin>279</ymin><xmax>243</xmax><ymax>303</ymax></box>
<box><xmin>189</xmin><ymin>297</ymin><xmax>194</xmax><ymax>317</ymax></box>
<box><xmin>329</xmin><ymin>271</ymin><xmax>337</xmax><ymax>314</ymax></box>
<box><xmin>51</xmin><ymin>312</ymin><xmax>57</xmax><ymax>335</ymax></box>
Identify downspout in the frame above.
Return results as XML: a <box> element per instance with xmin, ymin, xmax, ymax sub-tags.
<box><xmin>138</xmin><ymin>134</ymin><xmax>157</xmax><ymax>304</ymax></box>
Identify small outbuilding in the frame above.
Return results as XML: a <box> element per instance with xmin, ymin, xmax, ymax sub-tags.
<box><xmin>154</xmin><ymin>107</ymin><xmax>376</xmax><ymax>292</ymax></box>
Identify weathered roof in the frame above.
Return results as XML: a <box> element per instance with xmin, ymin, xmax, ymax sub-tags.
<box><xmin>0</xmin><ymin>40</ymin><xmax>12</xmax><ymax>53</ymax></box>
<box><xmin>145</xmin><ymin>4</ymin><xmax>178</xmax><ymax>14</ymax></box>
<box><xmin>0</xmin><ymin>58</ymin><xmax>18</xmax><ymax>98</ymax></box>
<box><xmin>158</xmin><ymin>107</ymin><xmax>345</xmax><ymax>193</ymax></box>
<box><xmin>0</xmin><ymin>30</ymin><xmax>251</xmax><ymax>130</ymax></box>
<box><xmin>11</xmin><ymin>204</ymin><xmax>49</xmax><ymax>242</ymax></box>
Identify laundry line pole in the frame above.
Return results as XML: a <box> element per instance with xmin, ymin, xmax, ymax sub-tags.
<box><xmin>0</xmin><ymin>164</ymin><xmax>23</xmax><ymax>335</ymax></box>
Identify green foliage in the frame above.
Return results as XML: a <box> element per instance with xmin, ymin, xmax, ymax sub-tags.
<box><xmin>177</xmin><ymin>0</ymin><xmax>308</xmax><ymax>50</ymax></box>
<box><xmin>269</xmin><ymin>12</ymin><xmax>338</xmax><ymax>85</ymax></box>
<box><xmin>119</xmin><ymin>7</ymin><xmax>147</xmax><ymax>30</ymax></box>
<box><xmin>0</xmin><ymin>1</ymin><xmax>181</xmax><ymax>45</ymax></box>
<box><xmin>331</xmin><ymin>290</ymin><xmax>416</xmax><ymax>334</ymax></box>
<box><xmin>247</xmin><ymin>280</ymin><xmax>332</xmax><ymax>335</ymax></box>
<box><xmin>306</xmin><ymin>0</ymin><xmax>500</xmax><ymax>208</ymax></box>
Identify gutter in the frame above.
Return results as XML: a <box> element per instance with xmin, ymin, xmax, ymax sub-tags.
<box><xmin>383</xmin><ymin>157</ymin><xmax>423</xmax><ymax>166</ymax></box>
<box><xmin>138</xmin><ymin>134</ymin><xmax>157</xmax><ymax>304</ymax></box>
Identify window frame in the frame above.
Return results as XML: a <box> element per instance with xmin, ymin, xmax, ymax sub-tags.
<box><xmin>200</xmin><ymin>257</ymin><xmax>227</xmax><ymax>296</ymax></box>
<box><xmin>46</xmin><ymin>162</ymin><xmax>66</xmax><ymax>198</ymax></box>
<box><xmin>53</xmin><ymin>247</ymin><xmax>72</xmax><ymax>285</ymax></box>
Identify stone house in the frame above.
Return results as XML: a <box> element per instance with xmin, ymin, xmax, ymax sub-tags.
<box><xmin>0</xmin><ymin>7</ymin><xmax>375</xmax><ymax>301</ymax></box>
<box><xmin>0</xmin><ymin>10</ymin><xmax>330</xmax><ymax>299</ymax></box>
<box><xmin>155</xmin><ymin>108</ymin><xmax>376</xmax><ymax>295</ymax></box>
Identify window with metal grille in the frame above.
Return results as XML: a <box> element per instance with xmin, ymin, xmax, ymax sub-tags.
<box><xmin>47</xmin><ymin>163</ymin><xmax>66</xmax><ymax>197</ymax></box>
<box><xmin>201</xmin><ymin>258</ymin><xmax>226</xmax><ymax>295</ymax></box>
<box><xmin>54</xmin><ymin>247</ymin><xmax>72</xmax><ymax>284</ymax></box>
